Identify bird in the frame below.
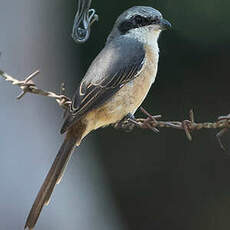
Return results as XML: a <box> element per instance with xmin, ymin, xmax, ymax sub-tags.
<box><xmin>25</xmin><ymin>6</ymin><xmax>171</xmax><ymax>230</ymax></box>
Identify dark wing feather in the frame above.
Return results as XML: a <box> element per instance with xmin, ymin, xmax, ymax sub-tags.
<box><xmin>60</xmin><ymin>37</ymin><xmax>145</xmax><ymax>134</ymax></box>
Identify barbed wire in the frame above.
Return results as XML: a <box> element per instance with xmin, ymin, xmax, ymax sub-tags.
<box><xmin>0</xmin><ymin>69</ymin><xmax>71</xmax><ymax>109</ymax></box>
<box><xmin>1</xmin><ymin>68</ymin><xmax>230</xmax><ymax>149</ymax></box>
<box><xmin>114</xmin><ymin>107</ymin><xmax>230</xmax><ymax>150</ymax></box>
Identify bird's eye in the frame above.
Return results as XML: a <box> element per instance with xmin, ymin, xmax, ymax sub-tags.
<box><xmin>133</xmin><ymin>15</ymin><xmax>144</xmax><ymax>25</ymax></box>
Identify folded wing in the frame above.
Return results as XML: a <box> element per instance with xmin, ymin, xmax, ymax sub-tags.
<box><xmin>61</xmin><ymin>37</ymin><xmax>145</xmax><ymax>134</ymax></box>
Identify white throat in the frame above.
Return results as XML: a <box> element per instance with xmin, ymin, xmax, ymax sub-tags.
<box><xmin>125</xmin><ymin>26</ymin><xmax>160</xmax><ymax>52</ymax></box>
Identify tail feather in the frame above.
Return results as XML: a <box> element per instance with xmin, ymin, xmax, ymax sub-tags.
<box><xmin>24</xmin><ymin>135</ymin><xmax>77</xmax><ymax>230</ymax></box>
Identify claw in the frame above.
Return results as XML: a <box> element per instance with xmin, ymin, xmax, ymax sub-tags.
<box><xmin>114</xmin><ymin>114</ymin><xmax>137</xmax><ymax>132</ymax></box>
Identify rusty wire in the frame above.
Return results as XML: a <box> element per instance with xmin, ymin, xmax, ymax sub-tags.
<box><xmin>1</xmin><ymin>68</ymin><xmax>230</xmax><ymax>149</ymax></box>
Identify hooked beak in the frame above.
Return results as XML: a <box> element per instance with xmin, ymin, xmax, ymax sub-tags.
<box><xmin>159</xmin><ymin>18</ymin><xmax>172</xmax><ymax>30</ymax></box>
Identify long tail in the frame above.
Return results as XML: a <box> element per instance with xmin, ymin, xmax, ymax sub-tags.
<box><xmin>24</xmin><ymin>133</ymin><xmax>78</xmax><ymax>230</ymax></box>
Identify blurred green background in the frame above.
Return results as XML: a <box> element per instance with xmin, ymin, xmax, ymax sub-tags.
<box><xmin>1</xmin><ymin>0</ymin><xmax>230</xmax><ymax>230</ymax></box>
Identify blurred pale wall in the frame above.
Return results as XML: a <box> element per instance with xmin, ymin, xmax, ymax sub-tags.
<box><xmin>0</xmin><ymin>1</ymin><xmax>127</xmax><ymax>230</ymax></box>
<box><xmin>1</xmin><ymin>1</ymin><xmax>230</xmax><ymax>230</ymax></box>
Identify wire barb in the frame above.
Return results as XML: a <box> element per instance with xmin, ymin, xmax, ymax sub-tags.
<box><xmin>120</xmin><ymin>107</ymin><xmax>230</xmax><ymax>149</ymax></box>
<box><xmin>0</xmin><ymin>69</ymin><xmax>71</xmax><ymax>110</ymax></box>
<box><xmin>1</xmin><ymin>68</ymin><xmax>230</xmax><ymax>150</ymax></box>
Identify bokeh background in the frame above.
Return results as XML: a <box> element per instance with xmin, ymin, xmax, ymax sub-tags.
<box><xmin>1</xmin><ymin>0</ymin><xmax>230</xmax><ymax>229</ymax></box>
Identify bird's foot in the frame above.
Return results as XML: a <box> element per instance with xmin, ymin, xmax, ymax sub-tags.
<box><xmin>114</xmin><ymin>110</ymin><xmax>161</xmax><ymax>133</ymax></box>
<box><xmin>113</xmin><ymin>113</ymin><xmax>140</xmax><ymax>132</ymax></box>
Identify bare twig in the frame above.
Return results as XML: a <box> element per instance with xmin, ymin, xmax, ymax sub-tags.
<box><xmin>1</xmin><ymin>68</ymin><xmax>230</xmax><ymax>149</ymax></box>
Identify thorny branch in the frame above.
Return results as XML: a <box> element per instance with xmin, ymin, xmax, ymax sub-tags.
<box><xmin>1</xmin><ymin>69</ymin><xmax>230</xmax><ymax>150</ymax></box>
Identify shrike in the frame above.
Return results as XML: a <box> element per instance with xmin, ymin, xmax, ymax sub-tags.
<box><xmin>25</xmin><ymin>6</ymin><xmax>171</xmax><ymax>229</ymax></box>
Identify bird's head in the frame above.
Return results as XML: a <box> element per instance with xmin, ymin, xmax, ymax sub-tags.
<box><xmin>107</xmin><ymin>6</ymin><xmax>171</xmax><ymax>45</ymax></box>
